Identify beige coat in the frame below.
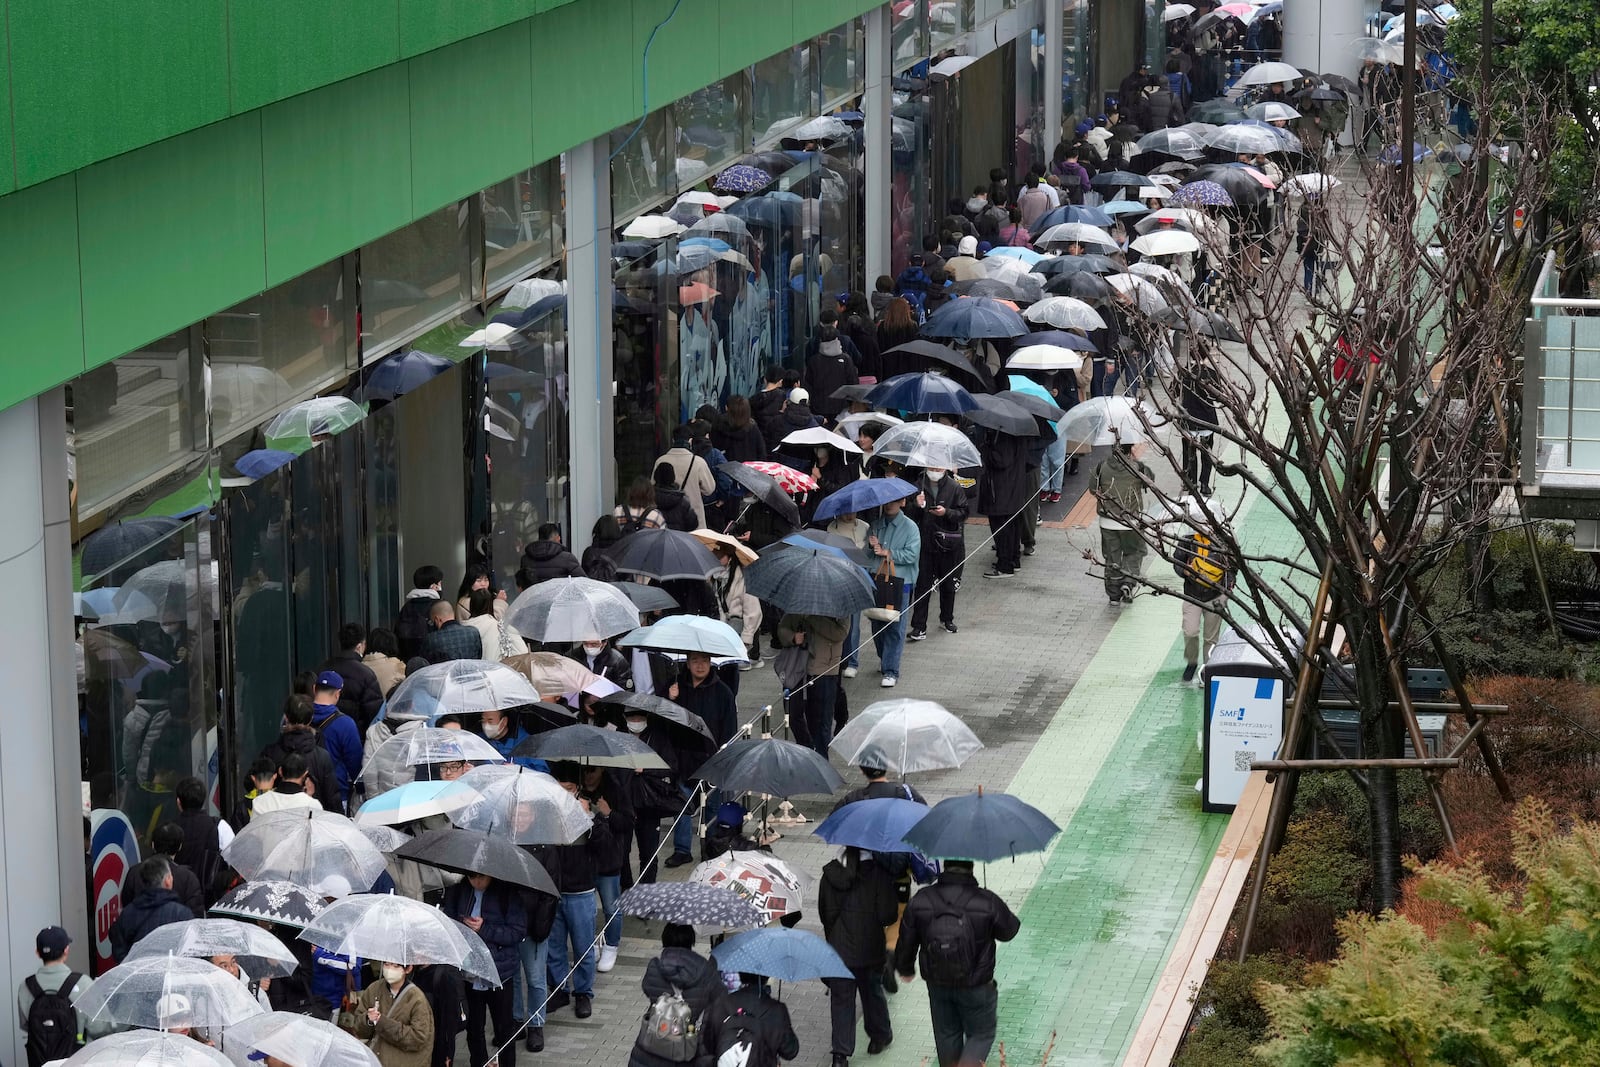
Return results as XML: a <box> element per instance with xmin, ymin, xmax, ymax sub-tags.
<box><xmin>352</xmin><ymin>978</ymin><xmax>434</xmax><ymax>1067</ymax></box>
<box><xmin>778</xmin><ymin>613</ymin><xmax>849</xmax><ymax>678</ymax></box>
<box><xmin>362</xmin><ymin>653</ymin><xmax>407</xmax><ymax>697</ymax></box>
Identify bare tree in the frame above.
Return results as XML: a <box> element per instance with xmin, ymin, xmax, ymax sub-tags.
<box><xmin>1083</xmin><ymin>90</ymin><xmax>1577</xmax><ymax>910</ymax></box>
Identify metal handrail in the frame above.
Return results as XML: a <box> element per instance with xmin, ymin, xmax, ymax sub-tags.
<box><xmin>1532</xmin><ymin>250</ymin><xmax>1600</xmax><ymax>309</ymax></box>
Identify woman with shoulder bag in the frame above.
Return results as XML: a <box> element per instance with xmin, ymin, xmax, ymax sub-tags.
<box><xmin>908</xmin><ymin>468</ymin><xmax>969</xmax><ymax>639</ymax></box>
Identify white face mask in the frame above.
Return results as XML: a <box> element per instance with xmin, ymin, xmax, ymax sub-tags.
<box><xmin>483</xmin><ymin>719</ymin><xmax>506</xmax><ymax>739</ymax></box>
<box><xmin>381</xmin><ymin>965</ymin><xmax>405</xmax><ymax>985</ymax></box>
<box><xmin>926</xmin><ymin>470</ymin><xmax>945</xmax><ymax>482</ymax></box>
<box><xmin>626</xmin><ymin>719</ymin><xmax>648</xmax><ymax>734</ymax></box>
<box><xmin>582</xmin><ymin>643</ymin><xmax>605</xmax><ymax>656</ymax></box>
<box><xmin>161</xmin><ymin>622</ymin><xmax>183</xmax><ymax>636</ymax></box>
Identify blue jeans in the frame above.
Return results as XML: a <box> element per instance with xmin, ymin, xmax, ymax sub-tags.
<box><xmin>596</xmin><ymin>874</ymin><xmax>622</xmax><ymax>948</ymax></box>
<box><xmin>513</xmin><ymin>936</ymin><xmax>548</xmax><ymax>1023</ymax></box>
<box><xmin>546</xmin><ymin>890</ymin><xmax>598</xmax><ymax>996</ymax></box>
<box><xmin>671</xmin><ymin>782</ymin><xmax>695</xmax><ymax>858</ymax></box>
<box><xmin>871</xmin><ymin>586</ymin><xmax>911</xmax><ymax>677</ymax></box>
<box><xmin>1042</xmin><ymin>433</ymin><xmax>1066</xmax><ymax>493</ymax></box>
<box><xmin>842</xmin><ymin>612</ymin><xmax>861</xmax><ymax>669</ymax></box>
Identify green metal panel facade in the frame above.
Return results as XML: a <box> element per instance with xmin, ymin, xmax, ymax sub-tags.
<box><xmin>0</xmin><ymin>3</ymin><xmax>12</xmax><ymax>197</ymax></box>
<box><xmin>0</xmin><ymin>0</ymin><xmax>881</xmax><ymax>405</ymax></box>
<box><xmin>399</xmin><ymin>0</ymin><xmax>537</xmax><ymax>56</ymax></box>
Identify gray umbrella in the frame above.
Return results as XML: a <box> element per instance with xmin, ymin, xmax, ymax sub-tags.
<box><xmin>997</xmin><ymin>389</ymin><xmax>1066</xmax><ymax>422</ymax></box>
<box><xmin>693</xmin><ymin>737</ymin><xmax>846</xmax><ymax>797</ymax></box>
<box><xmin>512</xmin><ymin>723</ymin><xmax>669</xmax><ymax>769</ymax></box>
<box><xmin>743</xmin><ymin>548</ymin><xmax>876</xmax><ymax>616</ymax></box>
<box><xmin>609</xmin><ymin>528</ymin><xmax>722</xmax><ymax>581</ymax></box>
<box><xmin>393</xmin><ymin>827</ymin><xmax>559</xmax><ymax>894</ymax></box>
<box><xmin>617</xmin><ymin>882</ymin><xmax>767</xmax><ymax>928</ymax></box>
<box><xmin>597</xmin><ymin>692</ymin><xmax>715</xmax><ymax>742</ymax></box>
<box><xmin>608</xmin><ymin>581</ymin><xmax>679</xmax><ymax>613</ymax></box>
<box><xmin>968</xmin><ymin>394</ymin><xmax>1042</xmax><ymax>436</ymax></box>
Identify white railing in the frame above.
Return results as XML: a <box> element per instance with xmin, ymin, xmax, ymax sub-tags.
<box><xmin>1525</xmin><ymin>252</ymin><xmax>1600</xmax><ymax>481</ymax></box>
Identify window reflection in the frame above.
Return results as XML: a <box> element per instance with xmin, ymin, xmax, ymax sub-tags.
<box><xmin>612</xmin><ymin>247</ymin><xmax>673</xmax><ymax>491</ymax></box>
<box><xmin>362</xmin><ymin>205</ymin><xmax>473</xmax><ymax>353</ymax></box>
<box><xmin>753</xmin><ymin>45</ymin><xmax>816</xmax><ymax>145</ymax></box>
<box><xmin>611</xmin><ymin>110</ymin><xmax>677</xmax><ymax>222</ymax></box>
<box><xmin>819</xmin><ymin>21</ymin><xmax>864</xmax><ymax>108</ymax></box>
<box><xmin>484</xmin><ymin>159</ymin><xmax>565</xmax><ymax>294</ymax></box>
<box><xmin>675</xmin><ymin>75</ymin><xmax>749</xmax><ymax>188</ymax></box>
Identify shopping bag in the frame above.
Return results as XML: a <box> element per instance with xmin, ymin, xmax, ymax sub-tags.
<box><xmin>864</xmin><ymin>559</ymin><xmax>904</xmax><ymax>622</ymax></box>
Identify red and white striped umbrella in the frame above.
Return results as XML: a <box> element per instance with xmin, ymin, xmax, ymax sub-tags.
<box><xmin>743</xmin><ymin>460</ymin><xmax>819</xmax><ymax>494</ymax></box>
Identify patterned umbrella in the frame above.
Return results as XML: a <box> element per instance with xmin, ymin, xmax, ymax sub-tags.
<box><xmin>743</xmin><ymin>460</ymin><xmax>819</xmax><ymax>494</ymax></box>
<box><xmin>743</xmin><ymin>547</ymin><xmax>876</xmax><ymax>616</ymax></box>
<box><xmin>922</xmin><ymin>297</ymin><xmax>1030</xmax><ymax>341</ymax></box>
<box><xmin>693</xmin><ymin>737</ymin><xmax>846</xmax><ymax>797</ymax></box>
<box><xmin>711</xmin><ymin>164</ymin><xmax>773</xmax><ymax>192</ymax></box>
<box><xmin>690</xmin><ymin>850</ymin><xmax>811</xmax><ymax>925</ymax></box>
<box><xmin>710</xmin><ymin>927</ymin><xmax>850</xmax><ymax>981</ymax></box>
<box><xmin>1169</xmin><ymin>180</ymin><xmax>1234</xmax><ymax>207</ymax></box>
<box><xmin>617</xmin><ymin>882</ymin><xmax>768</xmax><ymax>928</ymax></box>
<box><xmin>209</xmin><ymin>880</ymin><xmax>327</xmax><ymax>929</ymax></box>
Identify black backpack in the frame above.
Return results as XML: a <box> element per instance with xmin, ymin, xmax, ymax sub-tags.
<box><xmin>920</xmin><ymin>894</ymin><xmax>978</xmax><ymax>985</ymax></box>
<box><xmin>25</xmin><ymin>974</ymin><xmax>81</xmax><ymax>1067</ymax></box>
<box><xmin>617</xmin><ymin>506</ymin><xmax>650</xmax><ymax>536</ymax></box>
<box><xmin>713</xmin><ymin>1008</ymin><xmax>763</xmax><ymax>1067</ymax></box>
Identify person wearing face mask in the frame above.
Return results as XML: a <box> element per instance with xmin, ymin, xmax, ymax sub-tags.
<box><xmin>353</xmin><ymin>962</ymin><xmax>435</xmax><ymax>1067</ymax></box>
<box><xmin>565</xmin><ymin>637</ymin><xmax>633</xmax><ymax>690</ymax></box>
<box><xmin>478</xmin><ymin>709</ymin><xmax>547</xmax><ymax>773</ymax></box>
<box><xmin>908</xmin><ymin>468</ymin><xmax>968</xmax><ymax>640</ymax></box>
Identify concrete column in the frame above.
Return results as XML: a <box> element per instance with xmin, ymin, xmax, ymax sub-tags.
<box><xmin>863</xmin><ymin>3</ymin><xmax>893</xmax><ymax>286</ymax></box>
<box><xmin>1283</xmin><ymin>0</ymin><xmax>1366</xmax><ymax>84</ymax></box>
<box><xmin>565</xmin><ymin>137</ymin><xmax>616</xmax><ymax>552</ymax></box>
<box><xmin>0</xmin><ymin>391</ymin><xmax>82</xmax><ymax>1065</ymax></box>
<box><xmin>1044</xmin><ymin>0</ymin><xmax>1065</xmax><ymax>156</ymax></box>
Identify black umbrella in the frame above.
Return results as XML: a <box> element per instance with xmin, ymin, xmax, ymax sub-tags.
<box><xmin>1046</xmin><ymin>271</ymin><xmax>1114</xmax><ymax>302</ymax></box>
<box><xmin>1026</xmin><ymin>329</ymin><xmax>1099</xmax><ymax>353</ymax></box>
<box><xmin>953</xmin><ymin>278</ymin><xmax>1031</xmax><ymax>302</ymax></box>
<box><xmin>81</xmin><ymin>517</ymin><xmax>184</xmax><ymax>579</ymax></box>
<box><xmin>617</xmin><ymin>882</ymin><xmax>767</xmax><ymax>928</ymax></box>
<box><xmin>743</xmin><ymin>547</ymin><xmax>876</xmax><ymax>616</ymax></box>
<box><xmin>1188</xmin><ymin>164</ymin><xmax>1268</xmax><ymax>204</ymax></box>
<box><xmin>394</xmin><ymin>828</ymin><xmax>559</xmax><ymax>895</ymax></box>
<box><xmin>830</xmin><ymin>384</ymin><xmax>878</xmax><ymax>404</ymax></box>
<box><xmin>608</xmin><ymin>580</ymin><xmax>679</xmax><ymax>613</ymax></box>
<box><xmin>596</xmin><ymin>692</ymin><xmax>715</xmax><ymax>741</ymax></box>
<box><xmin>883</xmin><ymin>339</ymin><xmax>994</xmax><ymax>390</ymax></box>
<box><xmin>1090</xmin><ymin>170</ymin><xmax>1146</xmax><ymax>191</ymax></box>
<box><xmin>512</xmin><ymin>723</ymin><xmax>669</xmax><ymax>769</ymax></box>
<box><xmin>694</xmin><ymin>738</ymin><xmax>846</xmax><ymax>797</ymax></box>
<box><xmin>719</xmin><ymin>461</ymin><xmax>803</xmax><ymax>527</ymax></box>
<box><xmin>967</xmin><ymin>394</ymin><xmax>1042</xmax><ymax>436</ymax></box>
<box><xmin>1319</xmin><ymin>73</ymin><xmax>1357</xmax><ymax>95</ymax></box>
<box><xmin>1155</xmin><ymin>305</ymin><xmax>1246</xmax><ymax>342</ymax></box>
<box><xmin>609</xmin><ymin>528</ymin><xmax>721</xmax><ymax>581</ymax></box>
<box><xmin>1032</xmin><ymin>254</ymin><xmax>1122</xmax><ymax>278</ymax></box>
<box><xmin>1149</xmin><ymin>160</ymin><xmax>1197</xmax><ymax>177</ymax></box>
<box><xmin>997</xmin><ymin>389</ymin><xmax>1066</xmax><ymax>422</ymax></box>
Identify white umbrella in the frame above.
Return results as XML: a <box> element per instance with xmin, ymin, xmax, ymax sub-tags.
<box><xmin>457</xmin><ymin>322</ymin><xmax>519</xmax><ymax>350</ymax></box>
<box><xmin>1024</xmin><ymin>296</ymin><xmax>1107</xmax><ymax>331</ymax></box>
<box><xmin>449</xmin><ymin>764</ymin><xmax>591</xmax><ymax>844</ymax></box>
<box><xmin>1057</xmin><ymin>396</ymin><xmax>1163</xmax><ymax>449</ymax></box>
<box><xmin>794</xmin><ymin>115</ymin><xmax>852</xmax><ymax>140</ymax></box>
<box><xmin>782</xmin><ymin>425</ymin><xmax>863</xmax><ymax>454</ymax></box>
<box><xmin>1131</xmin><ymin>230</ymin><xmax>1201</xmax><ymax>256</ymax></box>
<box><xmin>1163</xmin><ymin>2</ymin><xmax>1196</xmax><ymax>19</ymax></box>
<box><xmin>125</xmin><ymin>919</ymin><xmax>299</xmax><ymax>978</ymax></box>
<box><xmin>75</xmin><ymin>956</ymin><xmax>266</xmax><ymax>1032</ymax></box>
<box><xmin>830</xmin><ymin>698</ymin><xmax>984</xmax><ymax>774</ymax></box>
<box><xmin>981</xmin><ymin>255</ymin><xmax>1037</xmax><ymax>281</ymax></box>
<box><xmin>504</xmin><ymin>577</ymin><xmax>640</xmax><ymax>643</ymax></box>
<box><xmin>1007</xmin><ymin>344</ymin><xmax>1086</xmax><ymax>371</ymax></box>
<box><xmin>223</xmin><ymin>809</ymin><xmax>389</xmax><ymax>896</ymax></box>
<box><xmin>836</xmin><ymin>411</ymin><xmax>903</xmax><ymax>440</ymax></box>
<box><xmin>1035</xmin><ymin>223</ymin><xmax>1119</xmax><ymax>251</ymax></box>
<box><xmin>1284</xmin><ymin>173</ymin><xmax>1343</xmax><ymax>197</ymax></box>
<box><xmin>384</xmin><ymin>660</ymin><xmax>545</xmax><ymax>721</ymax></box>
<box><xmin>622</xmin><ymin>214</ymin><xmax>686</xmax><ymax>239</ymax></box>
<box><xmin>871</xmin><ymin>421</ymin><xmax>983</xmax><ymax>470</ymax></box>
<box><xmin>223</xmin><ymin>1012</ymin><xmax>381</xmax><ymax>1067</ymax></box>
<box><xmin>1246</xmin><ymin>101</ymin><xmax>1302</xmax><ymax>122</ymax></box>
<box><xmin>676</xmin><ymin>190</ymin><xmax>720</xmax><ymax>208</ymax></box>
<box><xmin>357</xmin><ymin>726</ymin><xmax>507</xmax><ymax>789</ymax></box>
<box><xmin>299</xmin><ymin>895</ymin><xmax>499</xmax><ymax>987</ymax></box>
<box><xmin>1106</xmin><ymin>273</ymin><xmax>1168</xmax><ymax>313</ymax></box>
<box><xmin>67</xmin><ymin>1031</ymin><xmax>234</xmax><ymax>1067</ymax></box>
<box><xmin>1235</xmin><ymin>60</ymin><xmax>1305</xmax><ymax>87</ymax></box>
<box><xmin>1137</xmin><ymin>185</ymin><xmax>1170</xmax><ymax>200</ymax></box>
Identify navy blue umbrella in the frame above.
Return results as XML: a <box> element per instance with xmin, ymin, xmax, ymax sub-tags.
<box><xmin>1034</xmin><ymin>204</ymin><xmax>1115</xmax><ymax>230</ymax></box>
<box><xmin>725</xmin><ymin>195</ymin><xmax>801</xmax><ymax>229</ymax></box>
<box><xmin>813</xmin><ymin>797</ymin><xmax>931</xmax><ymax>853</ymax></box>
<box><xmin>866</xmin><ymin>372</ymin><xmax>979</xmax><ymax>415</ymax></box>
<box><xmin>711</xmin><ymin>927</ymin><xmax>851</xmax><ymax>981</ymax></box>
<box><xmin>1031</xmin><ymin>255</ymin><xmax>1122</xmax><ymax>278</ymax></box>
<box><xmin>491</xmin><ymin>294</ymin><xmax>565</xmax><ymax>329</ymax></box>
<box><xmin>812</xmin><ymin>477</ymin><xmax>921</xmax><ymax>522</ymax></box>
<box><xmin>365</xmin><ymin>349</ymin><xmax>454</xmax><ymax>399</ymax></box>
<box><xmin>80</xmin><ymin>517</ymin><xmax>184</xmax><ymax>579</ymax></box>
<box><xmin>1025</xmin><ymin>330</ymin><xmax>1099</xmax><ymax>353</ymax></box>
<box><xmin>743</xmin><ymin>548</ymin><xmax>875</xmax><ymax>616</ymax></box>
<box><xmin>922</xmin><ymin>298</ymin><xmax>1029</xmax><ymax>341</ymax></box>
<box><xmin>901</xmin><ymin>790</ymin><xmax>1062</xmax><ymax>861</ymax></box>
<box><xmin>1379</xmin><ymin>141</ymin><xmax>1435</xmax><ymax>165</ymax></box>
<box><xmin>233</xmin><ymin>450</ymin><xmax>298</xmax><ymax>481</ymax></box>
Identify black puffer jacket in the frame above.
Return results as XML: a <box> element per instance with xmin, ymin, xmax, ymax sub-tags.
<box><xmin>819</xmin><ymin>852</ymin><xmax>901</xmax><ymax>970</ymax></box>
<box><xmin>110</xmin><ymin>888</ymin><xmax>195</xmax><ymax>961</ymax></box>
<box><xmin>628</xmin><ymin>948</ymin><xmax>726</xmax><ymax>1067</ymax></box>
<box><xmin>521</xmin><ymin>540</ymin><xmax>584</xmax><ymax>583</ymax></box>
<box><xmin>698</xmin><ymin>987</ymin><xmax>799</xmax><ymax>1067</ymax></box>
<box><xmin>258</xmin><ymin>727</ymin><xmax>341</xmax><ymax>813</ymax></box>
<box><xmin>894</xmin><ymin>868</ymin><xmax>1021</xmax><ymax>986</ymax></box>
<box><xmin>655</xmin><ymin>486</ymin><xmax>698</xmax><ymax>532</ymax></box>
<box><xmin>578</xmin><ymin>769</ymin><xmax>636</xmax><ymax>877</ymax></box>
<box><xmin>712</xmin><ymin>420</ymin><xmax>767</xmax><ymax>464</ymax></box>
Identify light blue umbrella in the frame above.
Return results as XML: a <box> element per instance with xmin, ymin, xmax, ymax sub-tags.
<box><xmin>356</xmin><ymin>780</ymin><xmax>478</xmax><ymax>826</ymax></box>
<box><xmin>618</xmin><ymin>615</ymin><xmax>747</xmax><ymax>658</ymax></box>
<box><xmin>711</xmin><ymin>926</ymin><xmax>851</xmax><ymax>980</ymax></box>
<box><xmin>813</xmin><ymin>797</ymin><xmax>931</xmax><ymax>853</ymax></box>
<box><xmin>984</xmin><ymin>246</ymin><xmax>1045</xmax><ymax>265</ymax></box>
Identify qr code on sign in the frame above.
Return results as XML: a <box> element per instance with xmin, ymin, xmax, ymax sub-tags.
<box><xmin>1234</xmin><ymin>751</ymin><xmax>1256</xmax><ymax>772</ymax></box>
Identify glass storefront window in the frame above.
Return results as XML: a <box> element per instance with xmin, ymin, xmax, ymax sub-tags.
<box><xmin>611</xmin><ymin>109</ymin><xmax>678</xmax><ymax>223</ymax></box>
<box><xmin>612</xmin><ymin>246</ymin><xmax>675</xmax><ymax>494</ymax></box>
<box><xmin>753</xmin><ymin>45</ymin><xmax>817</xmax><ymax>146</ymax></box>
<box><xmin>818</xmin><ymin>20</ymin><xmax>865</xmax><ymax>109</ymax></box>
<box><xmin>1016</xmin><ymin>20</ymin><xmax>1047</xmax><ymax>178</ymax></box>
<box><xmin>893</xmin><ymin>3</ymin><xmax>930</xmax><ymax>71</ymax></box>
<box><xmin>890</xmin><ymin>90</ymin><xmax>934</xmax><ymax>278</ymax></box>
<box><xmin>930</xmin><ymin>0</ymin><xmax>972</xmax><ymax>49</ymax></box>
<box><xmin>207</xmin><ymin>261</ymin><xmax>352</xmax><ymax>447</ymax></box>
<box><xmin>675</xmin><ymin>75</ymin><xmax>750</xmax><ymax>190</ymax></box>
<box><xmin>485</xmin><ymin>158</ymin><xmax>565</xmax><ymax>295</ymax></box>
<box><xmin>1063</xmin><ymin>0</ymin><xmax>1091</xmax><ymax>124</ymax></box>
<box><xmin>361</xmin><ymin>204</ymin><xmax>474</xmax><ymax>355</ymax></box>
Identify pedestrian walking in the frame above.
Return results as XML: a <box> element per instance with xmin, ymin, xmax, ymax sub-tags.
<box><xmin>700</xmin><ymin>976</ymin><xmax>800</xmax><ymax>1067</ymax></box>
<box><xmin>820</xmin><ymin>850</ymin><xmax>900</xmax><ymax>1067</ymax></box>
<box><xmin>351</xmin><ymin>962</ymin><xmax>435</xmax><ymax>1067</ymax></box>
<box><xmin>442</xmin><ymin>874</ymin><xmax>526</xmax><ymax>1067</ymax></box>
<box><xmin>18</xmin><ymin>926</ymin><xmax>90</xmax><ymax>1067</ymax></box>
<box><xmin>909</xmin><ymin>468</ymin><xmax>967</xmax><ymax>639</ymax></box>
<box><xmin>1178</xmin><ymin>352</ymin><xmax>1223</xmax><ymax>497</ymax></box>
<box><xmin>893</xmin><ymin>860</ymin><xmax>1022</xmax><ymax>1067</ymax></box>
<box><xmin>627</xmin><ymin>924</ymin><xmax>724</xmax><ymax>1067</ymax></box>
<box><xmin>830</xmin><ymin>763</ymin><xmax>928</xmax><ymax>994</ymax></box>
<box><xmin>1091</xmin><ymin>442</ymin><xmax>1153</xmax><ymax>604</ymax></box>
<box><xmin>1174</xmin><ymin>503</ymin><xmax>1234</xmax><ymax>682</ymax></box>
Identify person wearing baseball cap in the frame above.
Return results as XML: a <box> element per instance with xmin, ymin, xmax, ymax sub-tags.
<box><xmin>19</xmin><ymin>925</ymin><xmax>91</xmax><ymax>1060</ymax></box>
<box><xmin>309</xmin><ymin>670</ymin><xmax>363</xmax><ymax>810</ymax></box>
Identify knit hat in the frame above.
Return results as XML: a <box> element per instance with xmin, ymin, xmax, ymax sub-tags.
<box><xmin>957</xmin><ymin>235</ymin><xmax>978</xmax><ymax>256</ymax></box>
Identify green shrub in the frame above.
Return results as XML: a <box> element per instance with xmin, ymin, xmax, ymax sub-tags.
<box><xmin>1175</xmin><ymin>956</ymin><xmax>1310</xmax><ymax>1067</ymax></box>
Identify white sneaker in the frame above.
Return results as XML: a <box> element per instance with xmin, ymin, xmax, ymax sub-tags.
<box><xmin>598</xmin><ymin>945</ymin><xmax>618</xmax><ymax>973</ymax></box>
<box><xmin>881</xmin><ymin>676</ymin><xmax>898</xmax><ymax>688</ymax></box>
<box><xmin>842</xmin><ymin>666</ymin><xmax>858</xmax><ymax>678</ymax></box>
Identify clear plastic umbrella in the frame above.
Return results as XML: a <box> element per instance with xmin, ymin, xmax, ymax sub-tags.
<box><xmin>112</xmin><ymin>561</ymin><xmax>190</xmax><ymax>624</ymax></box>
<box><xmin>299</xmin><ymin>894</ymin><xmax>499</xmax><ymax>987</ymax></box>
<box><xmin>1106</xmin><ymin>273</ymin><xmax>1168</xmax><ymax>314</ymax></box>
<box><xmin>1245</xmin><ymin>101</ymin><xmax>1302</xmax><ymax>122</ymax></box>
<box><xmin>1057</xmin><ymin>396</ymin><xmax>1163</xmax><ymax>451</ymax></box>
<box><xmin>67</xmin><ymin>1031</ymin><xmax>234</xmax><ymax>1067</ymax></box>
<box><xmin>262</xmin><ymin>397</ymin><xmax>365</xmax><ymax>454</ymax></box>
<box><xmin>1207</xmin><ymin>124</ymin><xmax>1284</xmax><ymax>156</ymax></box>
<box><xmin>383</xmin><ymin>660</ymin><xmax>545</xmax><ymax>722</ymax></box>
<box><xmin>357</xmin><ymin>726</ymin><xmax>507</xmax><ymax>788</ymax></box>
<box><xmin>504</xmin><ymin>577</ymin><xmax>641</xmax><ymax>643</ymax></box>
<box><xmin>870</xmin><ymin>422</ymin><xmax>982</xmax><ymax>470</ymax></box>
<box><xmin>830</xmin><ymin>698</ymin><xmax>985</xmax><ymax>774</ymax></box>
<box><xmin>1034</xmin><ymin>223</ymin><xmax>1120</xmax><ymax>251</ymax></box>
<box><xmin>125</xmin><ymin>918</ymin><xmax>300</xmax><ymax>978</ymax></box>
<box><xmin>1023</xmin><ymin>296</ymin><xmax>1107</xmax><ymax>331</ymax></box>
<box><xmin>75</xmin><ymin>956</ymin><xmax>266</xmax><ymax>1031</ymax></box>
<box><xmin>449</xmin><ymin>764</ymin><xmax>591</xmax><ymax>844</ymax></box>
<box><xmin>1235</xmin><ymin>60</ymin><xmax>1304</xmax><ymax>87</ymax></box>
<box><xmin>222</xmin><ymin>809</ymin><xmax>389</xmax><ymax>896</ymax></box>
<box><xmin>222</xmin><ymin>1012</ymin><xmax>381</xmax><ymax>1067</ymax></box>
